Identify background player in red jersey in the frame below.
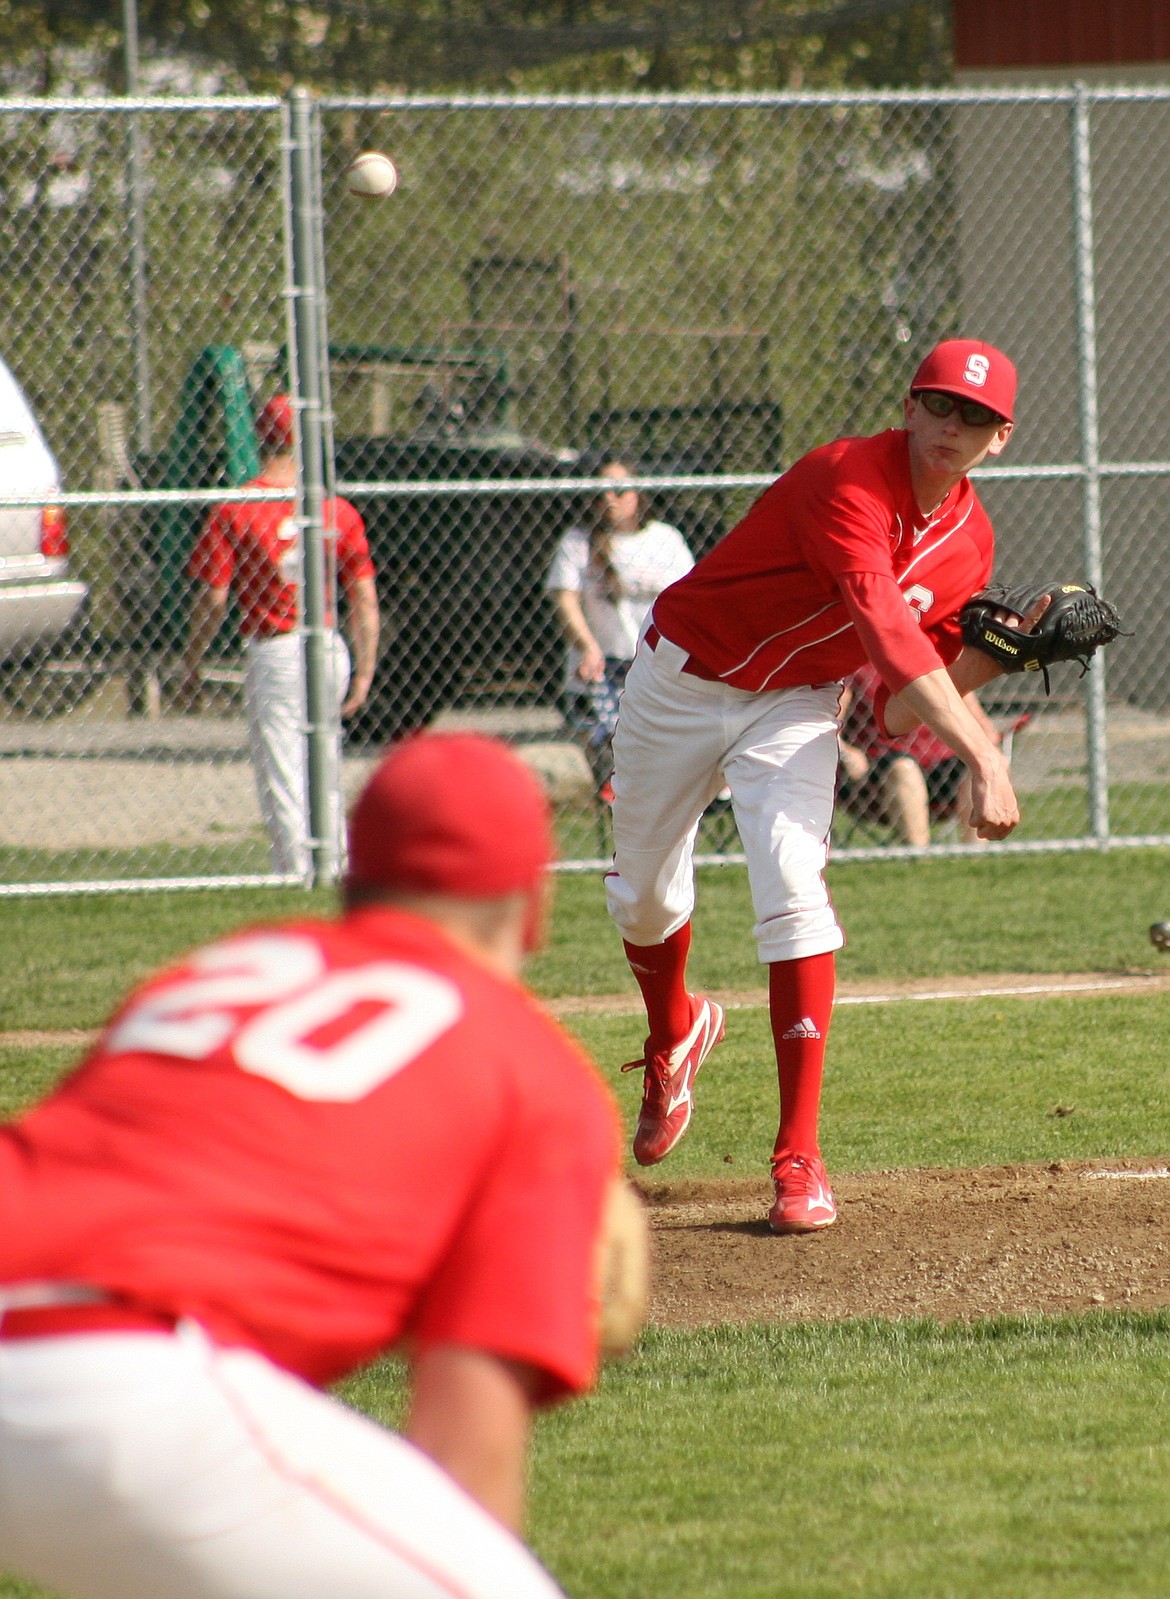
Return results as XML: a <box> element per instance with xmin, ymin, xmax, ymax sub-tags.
<box><xmin>0</xmin><ymin>733</ymin><xmax>628</xmax><ymax>1599</ymax></box>
<box><xmin>836</xmin><ymin>662</ymin><xmax>1000</xmax><ymax>847</ymax></box>
<box><xmin>181</xmin><ymin>393</ymin><xmax>380</xmax><ymax>877</ymax></box>
<box><xmin>606</xmin><ymin>339</ymin><xmax>1032</xmax><ymax>1234</ymax></box>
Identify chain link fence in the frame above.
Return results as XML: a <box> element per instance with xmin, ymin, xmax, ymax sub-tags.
<box><xmin>0</xmin><ymin>86</ymin><xmax>1166</xmax><ymax>892</ymax></box>
<box><xmin>0</xmin><ymin>96</ymin><xmax>295</xmax><ymax>889</ymax></box>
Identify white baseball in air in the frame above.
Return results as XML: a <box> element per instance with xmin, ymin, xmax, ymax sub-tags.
<box><xmin>344</xmin><ymin>150</ymin><xmax>398</xmax><ymax>199</ymax></box>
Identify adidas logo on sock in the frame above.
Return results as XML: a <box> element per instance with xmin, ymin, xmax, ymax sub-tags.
<box><xmin>781</xmin><ymin>1016</ymin><xmax>821</xmax><ymax>1041</ymax></box>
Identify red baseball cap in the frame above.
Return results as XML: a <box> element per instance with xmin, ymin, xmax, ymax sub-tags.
<box><xmin>346</xmin><ymin>733</ymin><xmax>554</xmax><ymax>897</ymax></box>
<box><xmin>256</xmin><ymin>393</ymin><xmax>295</xmax><ymax>451</ymax></box>
<box><xmin>909</xmin><ymin>339</ymin><xmax>1017</xmax><ymax>423</ymax></box>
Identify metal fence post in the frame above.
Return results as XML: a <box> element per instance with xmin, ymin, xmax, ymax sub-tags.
<box><xmin>122</xmin><ymin>4</ymin><xmax>152</xmax><ymax>455</ymax></box>
<box><xmin>288</xmin><ymin>87</ymin><xmax>338</xmax><ymax>885</ymax></box>
<box><xmin>1071</xmin><ymin>84</ymin><xmax>1110</xmax><ymax>847</ymax></box>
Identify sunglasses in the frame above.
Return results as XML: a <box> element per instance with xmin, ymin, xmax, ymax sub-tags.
<box><xmin>915</xmin><ymin>389</ymin><xmax>1006</xmax><ymax>429</ymax></box>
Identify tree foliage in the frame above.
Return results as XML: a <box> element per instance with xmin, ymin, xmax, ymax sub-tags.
<box><xmin>0</xmin><ymin>0</ymin><xmax>951</xmax><ymax>97</ymax></box>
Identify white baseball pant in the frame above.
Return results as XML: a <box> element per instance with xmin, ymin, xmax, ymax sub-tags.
<box><xmin>606</xmin><ymin>630</ymin><xmax>845</xmax><ymax>963</ymax></box>
<box><xmin>245</xmin><ymin>631</ymin><xmax>350</xmax><ymax>878</ymax></box>
<box><xmin>0</xmin><ymin>1322</ymin><xmax>567</xmax><ymax>1599</ymax></box>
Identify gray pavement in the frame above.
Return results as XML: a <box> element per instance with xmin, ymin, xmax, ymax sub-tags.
<box><xmin>0</xmin><ymin>681</ymin><xmax>586</xmax><ymax>852</ymax></box>
<box><xmin>1</xmin><ymin>676</ymin><xmax>1168</xmax><ymax>855</ymax></box>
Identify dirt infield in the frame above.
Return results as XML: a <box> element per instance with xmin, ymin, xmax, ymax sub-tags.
<box><xmin>585</xmin><ymin>971</ymin><xmax>1170</xmax><ymax>1329</ymax></box>
<box><xmin>640</xmin><ymin>1159</ymin><xmax>1170</xmax><ymax>1328</ymax></box>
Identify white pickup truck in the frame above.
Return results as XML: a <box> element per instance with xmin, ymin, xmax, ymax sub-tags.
<box><xmin>0</xmin><ymin>354</ymin><xmax>87</xmax><ymax>666</ymax></box>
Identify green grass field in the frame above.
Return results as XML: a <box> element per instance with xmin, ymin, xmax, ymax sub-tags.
<box><xmin>341</xmin><ymin>1315</ymin><xmax>1170</xmax><ymax>1599</ymax></box>
<box><xmin>574</xmin><ymin>991</ymin><xmax>1170</xmax><ymax>1178</ymax></box>
<box><xmin>2</xmin><ymin>850</ymin><xmax>1170</xmax><ymax>1597</ymax></box>
<box><xmin>529</xmin><ymin>1316</ymin><xmax>1170</xmax><ymax>1599</ymax></box>
<box><xmin>7</xmin><ymin>846</ymin><xmax>1163</xmax><ymax>1031</ymax></box>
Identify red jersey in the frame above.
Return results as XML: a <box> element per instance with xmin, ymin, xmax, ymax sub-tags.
<box><xmin>0</xmin><ymin>909</ymin><xmax>621</xmax><ymax>1399</ymax></box>
<box><xmin>187</xmin><ymin>480</ymin><xmax>374</xmax><ymax>638</ymax></box>
<box><xmin>653</xmin><ymin>429</ymin><xmax>995</xmax><ymax>692</ymax></box>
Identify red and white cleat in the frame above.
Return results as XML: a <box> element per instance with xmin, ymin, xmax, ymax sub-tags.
<box><xmin>622</xmin><ymin>996</ymin><xmax>725</xmax><ymax>1166</ymax></box>
<box><xmin>768</xmin><ymin>1152</ymin><xmax>838</xmax><ymax>1233</ymax></box>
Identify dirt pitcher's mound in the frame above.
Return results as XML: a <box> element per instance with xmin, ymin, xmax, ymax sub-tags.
<box><xmin>640</xmin><ymin>1159</ymin><xmax>1170</xmax><ymax>1326</ymax></box>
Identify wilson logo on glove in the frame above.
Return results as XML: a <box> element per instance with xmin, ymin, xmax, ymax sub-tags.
<box><xmin>960</xmin><ymin>581</ymin><xmax>1128</xmax><ymax>694</ymax></box>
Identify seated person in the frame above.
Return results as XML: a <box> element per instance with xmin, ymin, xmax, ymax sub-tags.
<box><xmin>836</xmin><ymin>664</ymin><xmax>1000</xmax><ymax>846</ymax></box>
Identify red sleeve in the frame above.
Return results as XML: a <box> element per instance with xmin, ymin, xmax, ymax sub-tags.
<box><xmin>332</xmin><ymin>498</ymin><xmax>375</xmax><ymax>588</ymax></box>
<box><xmin>838</xmin><ymin>571</ymin><xmax>942</xmax><ymax>694</ymax></box>
<box><xmin>797</xmin><ymin>464</ymin><xmax>906</xmax><ymax>586</ymax></box>
<box><xmin>187</xmin><ymin>507</ymin><xmax>235</xmax><ymax>589</ymax></box>
<box><xmin>407</xmin><ymin>1028</ymin><xmax>620</xmax><ymax>1404</ymax></box>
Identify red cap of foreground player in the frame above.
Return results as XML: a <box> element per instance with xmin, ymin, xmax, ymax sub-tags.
<box><xmin>347</xmin><ymin>733</ymin><xmax>554</xmax><ymax>896</ymax></box>
<box><xmin>909</xmin><ymin>338</ymin><xmax>1017</xmax><ymax>423</ymax></box>
<box><xmin>256</xmin><ymin>393</ymin><xmax>295</xmax><ymax>452</ymax></box>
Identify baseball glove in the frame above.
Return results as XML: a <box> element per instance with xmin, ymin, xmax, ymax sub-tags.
<box><xmin>594</xmin><ymin>1178</ymin><xmax>649</xmax><ymax>1358</ymax></box>
<box><xmin>960</xmin><ymin>581</ymin><xmax>1127</xmax><ymax>691</ymax></box>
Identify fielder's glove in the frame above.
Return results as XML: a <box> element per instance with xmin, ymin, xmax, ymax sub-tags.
<box><xmin>594</xmin><ymin>1179</ymin><xmax>649</xmax><ymax>1358</ymax></box>
<box><xmin>960</xmin><ymin>581</ymin><xmax>1128</xmax><ymax>692</ymax></box>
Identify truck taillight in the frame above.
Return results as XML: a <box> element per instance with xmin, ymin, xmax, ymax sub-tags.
<box><xmin>40</xmin><ymin>505</ymin><xmax>69</xmax><ymax>558</ymax></box>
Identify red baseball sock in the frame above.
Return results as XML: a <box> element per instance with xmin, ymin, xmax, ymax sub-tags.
<box><xmin>624</xmin><ymin>924</ymin><xmax>694</xmax><ymax>1050</ymax></box>
<box><xmin>769</xmin><ymin>951</ymin><xmax>835</xmax><ymax>1163</ymax></box>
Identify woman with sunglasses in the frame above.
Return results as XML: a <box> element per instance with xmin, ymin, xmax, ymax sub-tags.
<box><xmin>547</xmin><ymin>457</ymin><xmax>694</xmax><ymax>800</ymax></box>
<box><xmin>604</xmin><ymin>339</ymin><xmax>1028</xmax><ymax>1235</ymax></box>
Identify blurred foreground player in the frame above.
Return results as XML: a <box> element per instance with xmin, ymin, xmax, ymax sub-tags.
<box><xmin>608</xmin><ymin>339</ymin><xmax>1023</xmax><ymax>1232</ymax></box>
<box><xmin>0</xmin><ymin>734</ymin><xmax>637</xmax><ymax>1599</ymax></box>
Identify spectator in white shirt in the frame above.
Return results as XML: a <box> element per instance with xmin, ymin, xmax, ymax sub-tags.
<box><xmin>547</xmin><ymin>458</ymin><xmax>693</xmax><ymax>799</ymax></box>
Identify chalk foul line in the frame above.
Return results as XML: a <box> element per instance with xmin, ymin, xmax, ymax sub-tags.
<box><xmin>832</xmin><ymin>977</ymin><xmax>1159</xmax><ymax>1009</ymax></box>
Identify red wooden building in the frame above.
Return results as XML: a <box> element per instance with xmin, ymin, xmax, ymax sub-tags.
<box><xmin>947</xmin><ymin>0</ymin><xmax>1170</xmax><ymax>717</ymax></box>
<box><xmin>952</xmin><ymin>0</ymin><xmax>1170</xmax><ymax>72</ymax></box>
